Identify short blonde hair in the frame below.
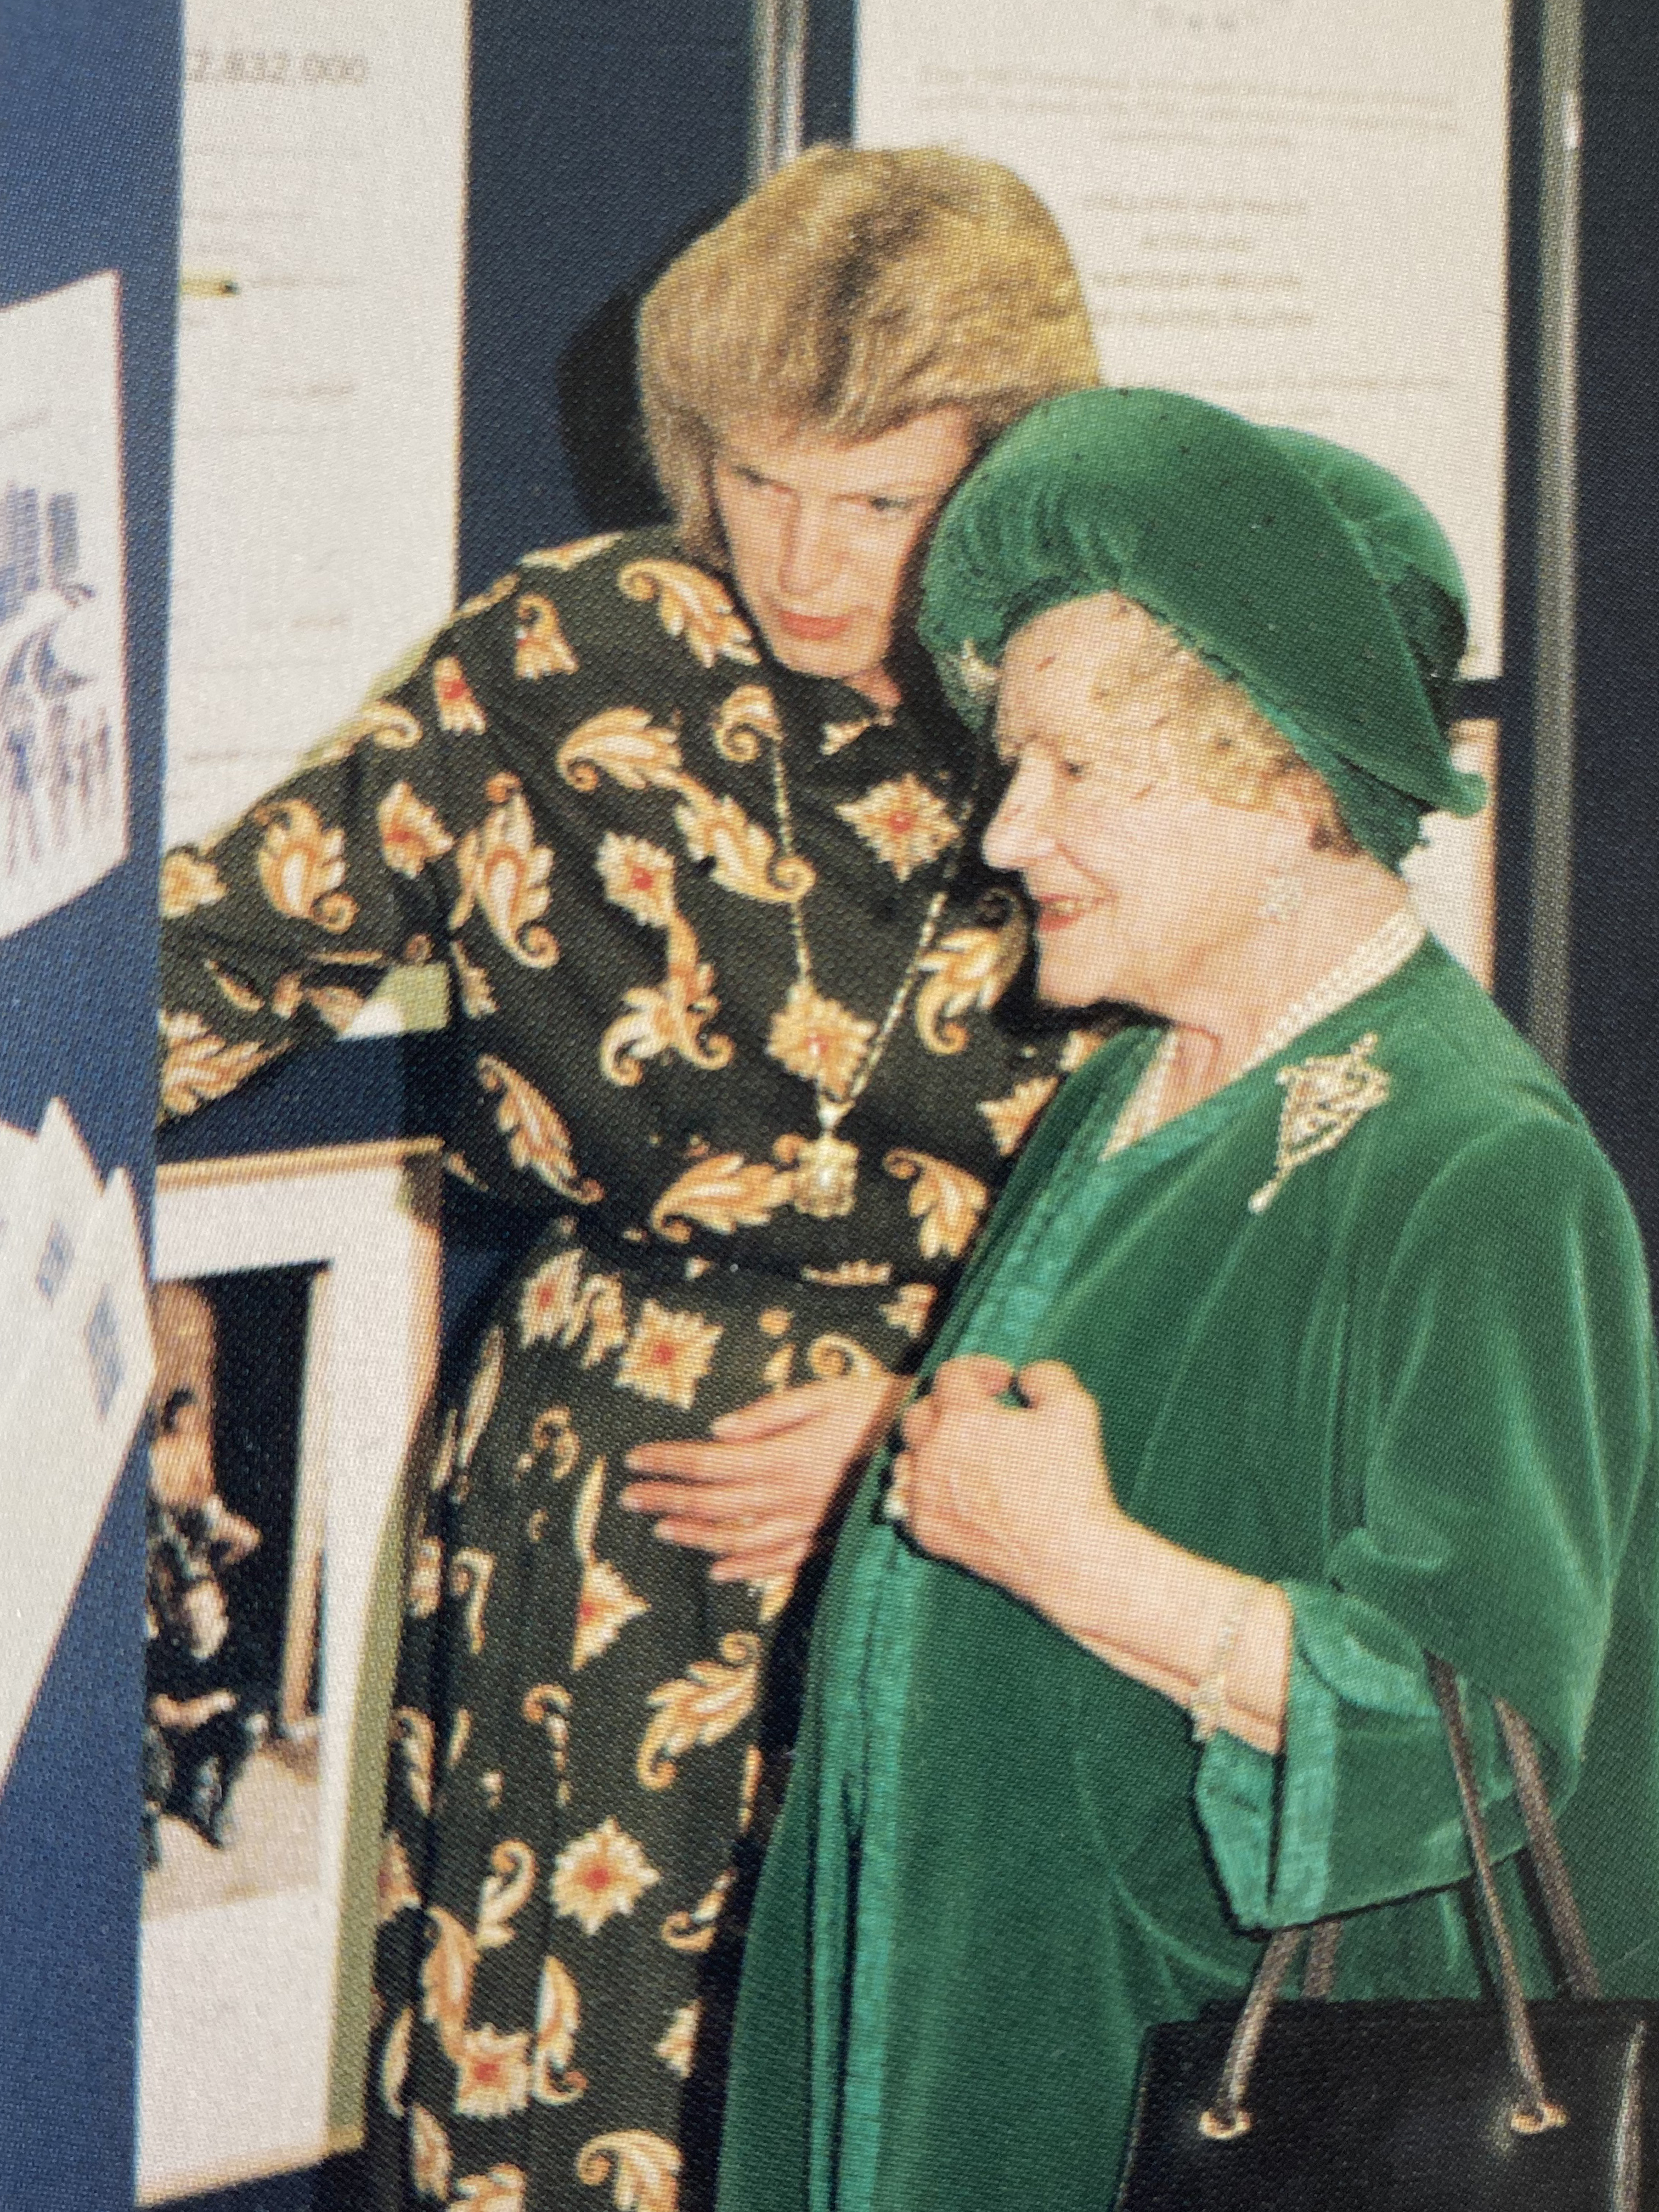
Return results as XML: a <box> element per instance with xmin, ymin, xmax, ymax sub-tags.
<box><xmin>1090</xmin><ymin>596</ymin><xmax>1361</xmax><ymax>854</ymax></box>
<box><xmin>639</xmin><ymin>145</ymin><xmax>1099</xmax><ymax>565</ymax></box>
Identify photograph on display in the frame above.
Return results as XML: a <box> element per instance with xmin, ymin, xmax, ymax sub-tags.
<box><xmin>145</xmin><ymin>1270</ymin><xmax>324</xmax><ymax>1910</ymax></box>
<box><xmin>140</xmin><ymin>1144</ymin><xmax>439</xmax><ymax>2204</ymax></box>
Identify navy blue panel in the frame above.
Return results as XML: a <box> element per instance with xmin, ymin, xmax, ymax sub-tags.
<box><xmin>1571</xmin><ymin>0</ymin><xmax>1659</xmax><ymax>1257</ymax></box>
<box><xmin>803</xmin><ymin>0</ymin><xmax>858</xmax><ymax>144</ymax></box>
<box><xmin>458</xmin><ymin>0</ymin><xmax>755</xmax><ymax>591</ymax></box>
<box><xmin>0</xmin><ymin>2</ymin><xmax>178</xmax><ymax>2201</ymax></box>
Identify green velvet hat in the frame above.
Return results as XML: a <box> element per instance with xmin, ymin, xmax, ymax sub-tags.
<box><xmin>920</xmin><ymin>387</ymin><xmax>1485</xmax><ymax>869</ymax></box>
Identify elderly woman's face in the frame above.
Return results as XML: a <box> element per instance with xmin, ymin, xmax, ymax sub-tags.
<box><xmin>711</xmin><ymin>409</ymin><xmax>976</xmax><ymax>707</ymax></box>
<box><xmin>984</xmin><ymin>594</ymin><xmax>1296</xmax><ymax>1012</ymax></box>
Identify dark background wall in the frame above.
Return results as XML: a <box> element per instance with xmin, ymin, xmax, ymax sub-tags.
<box><xmin>0</xmin><ymin>0</ymin><xmax>179</xmax><ymax>2203</ymax></box>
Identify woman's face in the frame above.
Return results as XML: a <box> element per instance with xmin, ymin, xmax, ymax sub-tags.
<box><xmin>710</xmin><ymin>408</ymin><xmax>977</xmax><ymax>708</ymax></box>
<box><xmin>983</xmin><ymin>594</ymin><xmax>1295</xmax><ymax>1012</ymax></box>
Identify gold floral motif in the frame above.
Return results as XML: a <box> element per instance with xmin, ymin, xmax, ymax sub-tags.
<box><xmin>522</xmin><ymin>533</ymin><xmax>622</xmax><ymax>569</ymax></box>
<box><xmin>1249</xmin><ymin>1031</ymin><xmax>1391</xmax><ymax>1214</ymax></box>
<box><xmin>597</xmin><ymin>833</ymin><xmax>678</xmax><ymax>929</ymax></box>
<box><xmin>531</xmin><ymin>1954</ymin><xmax>588</xmax><ymax>2104</ymax></box>
<box><xmin>449</xmin><ymin>772</ymin><xmax>559</xmax><ymax>968</ymax></box>
<box><xmin>452</xmin><ymin>940</ymin><xmax>498</xmax><ymax>1018</ymax></box>
<box><xmin>451</xmin><ymin>2165</ymin><xmax>527</xmax><ymax>2212</ymax></box>
<box><xmin>391</xmin><ymin>1708</ymin><xmax>436</xmax><ymax>1816</ymax></box>
<box><xmin>761</xmin><ymin>1342</ymin><xmax>794</xmax><ymax>1391</ymax></box>
<box><xmin>614</xmin><ymin>1300</ymin><xmax>724</xmax><ymax>1409</ymax></box>
<box><xmin>913</xmin><ymin>903</ymin><xmax>1029</xmax><ymax>1052</ymax></box>
<box><xmin>429</xmin><ymin>1408</ymin><xmax>458</xmax><ymax>1492</ymax></box>
<box><xmin>447</xmin><ymin>1712</ymin><xmax>472</xmax><ymax>1771</ymax></box>
<box><xmin>648</xmin><ymin>1153</ymin><xmax>794</xmax><ymax>1243</ymax></box>
<box><xmin>409</xmin><ymin>2103</ymin><xmax>452</xmax><ymax>2200</ymax></box>
<box><xmin>454</xmin><ymin>2024</ymin><xmax>533</xmax><ymax>2120</ymax></box>
<box><xmin>421</xmin><ymin>1905</ymin><xmax>478</xmax><ymax>2060</ymax></box>
<box><xmin>433</xmin><ymin>654</ymin><xmax>487</xmax><ymax>734</ymax></box>
<box><xmin>377</xmin><ymin>1830</ymin><xmax>422</xmax><ymax>1923</ymax></box>
<box><xmin>448</xmin><ymin>1548</ymin><xmax>496</xmax><ymax>1656</ymax></box>
<box><xmin>654</xmin><ymin>2002</ymin><xmax>700</xmax><ymax>2081</ymax></box>
<box><xmin>514</xmin><ymin>592</ymin><xmax>578</xmax><ymax>680</ymax></box>
<box><xmin>711</xmin><ymin>683</ymin><xmax>783</xmax><ymax>762</ymax></box>
<box><xmin>575</xmin><ymin>2131</ymin><xmax>682</xmax><ymax>2212</ymax></box>
<box><xmin>979</xmin><ymin>1074</ymin><xmax>1060</xmax><ymax>1157</ymax></box>
<box><xmin>557</xmin><ymin>707</ymin><xmax>682</xmax><ymax>793</ymax></box>
<box><xmin>738</xmin><ymin>1743</ymin><xmax>765</xmax><ymax>1830</ymax></box>
<box><xmin>600</xmin><ymin>911</ymin><xmax>734</xmax><ymax>1086</ymax></box>
<box><xmin>522</xmin><ymin>1684</ymin><xmax>573</xmax><ymax>1805</ymax></box>
<box><xmin>316</xmin><ymin>698</ymin><xmax>425</xmax><ymax>762</ymax></box>
<box><xmin>801</xmin><ymin>1259</ymin><xmax>891</xmax><ymax>1287</ymax></box>
<box><xmin>458</xmin><ymin>571</ymin><xmax>520</xmax><ymax>618</ymax></box>
<box><xmin>835</xmin><ymin>773</ymin><xmax>960</xmax><ymax>881</ymax></box>
<box><xmin>881</xmin><ymin>1282</ymin><xmax>938</xmax><ymax>1339</ymax></box>
<box><xmin>253</xmin><ymin>798</ymin><xmax>358</xmax><ymax>931</ymax></box>
<box><xmin>379</xmin><ymin>781</ymin><xmax>455</xmax><ymax>878</ymax></box>
<box><xmin>806</xmin><ymin>1333</ymin><xmax>882</xmax><ymax>1381</ymax></box>
<box><xmin>476</xmin><ymin>1839</ymin><xmax>537</xmax><ymax>1950</ymax></box>
<box><xmin>884</xmin><ymin>1149</ymin><xmax>990</xmax><ymax>1260</ymax></box>
<box><xmin>161</xmin><ymin>848</ymin><xmax>226</xmax><ymax>918</ymax></box>
<box><xmin>821</xmin><ymin>714</ymin><xmax>882</xmax><ymax>756</ymax></box>
<box><xmin>618</xmin><ymin>557</ymin><xmax>759</xmax><ymax>668</ymax></box>
<box><xmin>202</xmin><ymin>959</ymin><xmax>264</xmax><ymax>1014</ymax></box>
<box><xmin>519</xmin><ymin>1251</ymin><xmax>629</xmax><ymax>1368</ymax></box>
<box><xmin>380</xmin><ymin>2007</ymin><xmax>412</xmax><ymax>2117</ymax></box>
<box><xmin>767</xmin><ymin>980</ymin><xmax>877</xmax><ymax>1098</ymax></box>
<box><xmin>477</xmin><ymin>1058</ymin><xmax>604</xmax><ymax>1201</ymax></box>
<box><xmin>954</xmin><ymin>637</ymin><xmax>1002</xmax><ymax>705</ymax></box>
<box><xmin>408</xmin><ymin>1535</ymin><xmax>443</xmax><ymax>1618</ymax></box>
<box><xmin>659</xmin><ymin>1867</ymin><xmax>734</xmax><ymax>1954</ymax></box>
<box><xmin>758</xmin><ymin>1307</ymin><xmax>793</xmax><ymax>1337</ymax></box>
<box><xmin>551</xmin><ymin>1818</ymin><xmax>663</xmax><ymax>1937</ymax></box>
<box><xmin>306</xmin><ymin>983</ymin><xmax>368</xmax><ymax>1032</ymax></box>
<box><xmin>571</xmin><ymin>1458</ymin><xmax>650</xmax><ymax>1671</ymax></box>
<box><xmin>159</xmin><ymin>1009</ymin><xmax>280</xmax><ymax>1116</ymax></box>
<box><xmin>671</xmin><ymin>784</ymin><xmax>813</xmax><ymax>902</ymax></box>
<box><xmin>458</xmin><ymin>1327</ymin><xmax>505</xmax><ymax>1468</ymax></box>
<box><xmin>636</xmin><ymin>1631</ymin><xmax>760</xmax><ymax>1790</ymax></box>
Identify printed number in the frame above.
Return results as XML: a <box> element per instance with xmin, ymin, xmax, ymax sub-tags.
<box><xmin>184</xmin><ymin>49</ymin><xmax>369</xmax><ymax>87</ymax></box>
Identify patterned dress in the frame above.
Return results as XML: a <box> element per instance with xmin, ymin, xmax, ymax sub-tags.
<box><xmin>157</xmin><ymin>529</ymin><xmax>1102</xmax><ymax>2212</ymax></box>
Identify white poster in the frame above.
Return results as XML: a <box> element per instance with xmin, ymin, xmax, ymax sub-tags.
<box><xmin>857</xmin><ymin>0</ymin><xmax>1511</xmax><ymax>678</ymax></box>
<box><xmin>166</xmin><ymin>1</ymin><xmax>469</xmax><ymax>847</ymax></box>
<box><xmin>0</xmin><ymin>273</ymin><xmax>130</xmax><ymax>936</ymax></box>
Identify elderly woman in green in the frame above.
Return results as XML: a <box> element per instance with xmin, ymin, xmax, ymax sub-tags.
<box><xmin>713</xmin><ymin>388</ymin><xmax>1659</xmax><ymax>2212</ymax></box>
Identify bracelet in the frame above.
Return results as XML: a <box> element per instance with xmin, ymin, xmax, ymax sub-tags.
<box><xmin>1190</xmin><ymin>1580</ymin><xmax>1261</xmax><ymax>1745</ymax></box>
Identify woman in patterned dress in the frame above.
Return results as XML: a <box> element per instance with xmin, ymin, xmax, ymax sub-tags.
<box><xmin>158</xmin><ymin>149</ymin><xmax>1098</xmax><ymax>2212</ymax></box>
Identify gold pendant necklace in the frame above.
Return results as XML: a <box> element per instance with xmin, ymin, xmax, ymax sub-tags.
<box><xmin>766</xmin><ymin>731</ymin><xmax>968</xmax><ymax>1218</ymax></box>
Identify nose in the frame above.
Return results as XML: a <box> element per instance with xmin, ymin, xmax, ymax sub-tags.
<box><xmin>983</xmin><ymin>754</ymin><xmax>1053</xmax><ymax>872</ymax></box>
<box><xmin>777</xmin><ymin>498</ymin><xmax>842</xmax><ymax>601</ymax></box>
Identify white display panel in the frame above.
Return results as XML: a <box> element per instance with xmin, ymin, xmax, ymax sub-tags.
<box><xmin>0</xmin><ymin>274</ymin><xmax>131</xmax><ymax>934</ymax></box>
<box><xmin>166</xmin><ymin>1</ymin><xmax>469</xmax><ymax>848</ymax></box>
<box><xmin>857</xmin><ymin>0</ymin><xmax>1510</xmax><ymax>679</ymax></box>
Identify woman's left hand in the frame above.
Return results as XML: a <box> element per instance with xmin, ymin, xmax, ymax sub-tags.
<box><xmin>894</xmin><ymin>1355</ymin><xmax>1128</xmax><ymax>1629</ymax></box>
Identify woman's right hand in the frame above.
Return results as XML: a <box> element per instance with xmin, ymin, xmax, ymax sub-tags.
<box><xmin>620</xmin><ymin>1368</ymin><xmax>909</xmax><ymax>1583</ymax></box>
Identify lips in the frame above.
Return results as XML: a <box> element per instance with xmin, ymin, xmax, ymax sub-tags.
<box><xmin>1034</xmin><ymin>895</ymin><xmax>1103</xmax><ymax>932</ymax></box>
<box><xmin>772</xmin><ymin>607</ymin><xmax>854</xmax><ymax>643</ymax></box>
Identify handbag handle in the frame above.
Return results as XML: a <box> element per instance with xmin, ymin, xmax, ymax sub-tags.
<box><xmin>1199</xmin><ymin>1656</ymin><xmax>1594</xmax><ymax>2142</ymax></box>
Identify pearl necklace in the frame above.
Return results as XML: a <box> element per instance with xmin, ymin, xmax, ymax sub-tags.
<box><xmin>1103</xmin><ymin>906</ymin><xmax>1426</xmax><ymax>1156</ymax></box>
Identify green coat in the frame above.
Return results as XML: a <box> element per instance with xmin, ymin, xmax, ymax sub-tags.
<box><xmin>716</xmin><ymin>939</ymin><xmax>1659</xmax><ymax>2212</ymax></box>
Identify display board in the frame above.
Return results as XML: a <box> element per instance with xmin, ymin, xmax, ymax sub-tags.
<box><xmin>166</xmin><ymin>0</ymin><xmax>469</xmax><ymax>848</ymax></box>
<box><xmin>858</xmin><ymin>0</ymin><xmax>1510</xmax><ymax>676</ymax></box>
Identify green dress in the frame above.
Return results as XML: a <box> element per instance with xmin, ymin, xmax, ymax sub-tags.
<box><xmin>157</xmin><ymin>529</ymin><xmax>1099</xmax><ymax>2212</ymax></box>
<box><xmin>715</xmin><ymin>938</ymin><xmax>1659</xmax><ymax>2212</ymax></box>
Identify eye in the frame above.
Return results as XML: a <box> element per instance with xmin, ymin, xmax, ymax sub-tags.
<box><xmin>865</xmin><ymin>494</ymin><xmax>915</xmax><ymax>518</ymax></box>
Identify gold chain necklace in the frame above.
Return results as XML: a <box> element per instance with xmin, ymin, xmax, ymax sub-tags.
<box><xmin>766</xmin><ymin>735</ymin><xmax>968</xmax><ymax>1218</ymax></box>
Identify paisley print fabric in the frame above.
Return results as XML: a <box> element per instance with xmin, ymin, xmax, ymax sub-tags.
<box><xmin>159</xmin><ymin>528</ymin><xmax>1099</xmax><ymax>2211</ymax></box>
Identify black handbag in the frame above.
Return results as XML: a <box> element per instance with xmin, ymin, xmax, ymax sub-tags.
<box><xmin>1114</xmin><ymin>1658</ymin><xmax>1653</xmax><ymax>2211</ymax></box>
